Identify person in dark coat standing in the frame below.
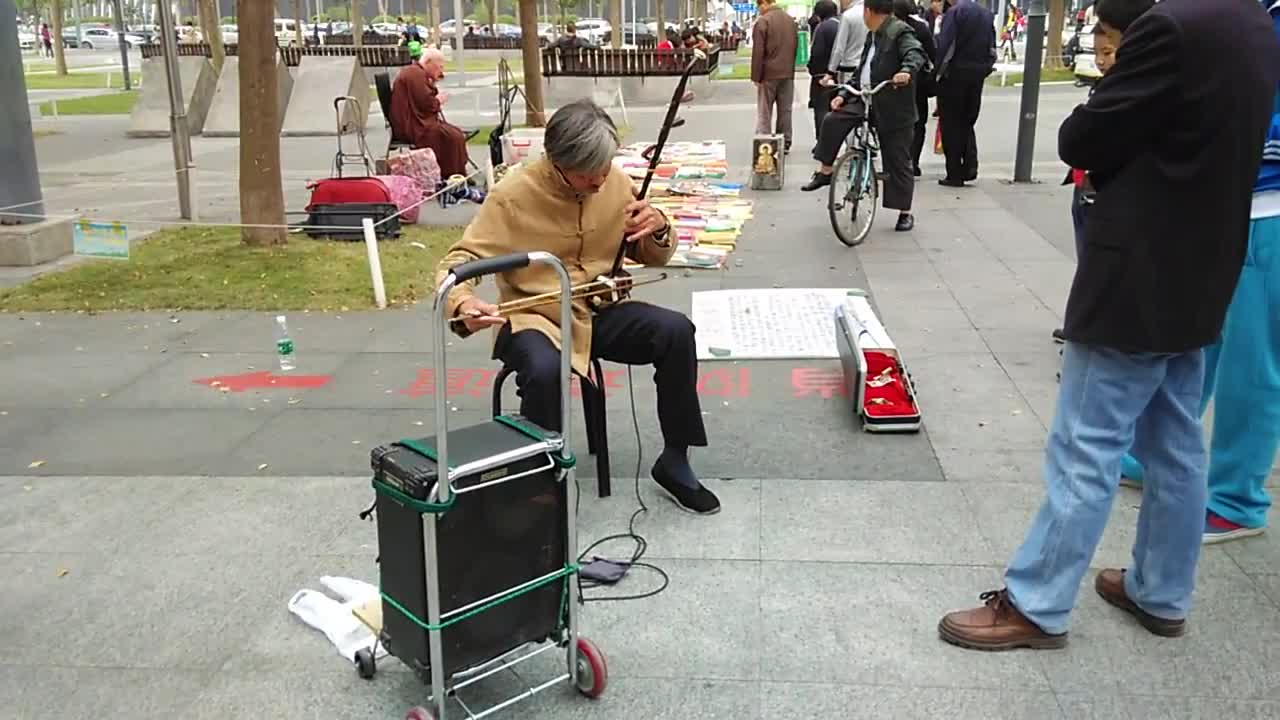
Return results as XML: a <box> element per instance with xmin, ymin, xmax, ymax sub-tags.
<box><xmin>937</xmin><ymin>0</ymin><xmax>1280</xmax><ymax>652</ymax></box>
<box><xmin>933</xmin><ymin>0</ymin><xmax>995</xmax><ymax>186</ymax></box>
<box><xmin>803</xmin><ymin>0</ymin><xmax>926</xmax><ymax>232</ymax></box>
<box><xmin>894</xmin><ymin>0</ymin><xmax>937</xmax><ymax>176</ymax></box>
<box><xmin>808</xmin><ymin>1</ymin><xmax>843</xmax><ymax>141</ymax></box>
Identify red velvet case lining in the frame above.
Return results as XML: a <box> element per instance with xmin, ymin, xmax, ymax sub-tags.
<box><xmin>863</xmin><ymin>351</ymin><xmax>919</xmax><ymax>418</ymax></box>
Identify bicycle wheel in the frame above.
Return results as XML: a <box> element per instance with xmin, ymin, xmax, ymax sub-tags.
<box><xmin>828</xmin><ymin>148</ymin><xmax>878</xmax><ymax>247</ymax></box>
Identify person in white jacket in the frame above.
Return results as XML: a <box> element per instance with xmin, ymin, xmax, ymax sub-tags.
<box><xmin>827</xmin><ymin>0</ymin><xmax>868</xmax><ymax>84</ymax></box>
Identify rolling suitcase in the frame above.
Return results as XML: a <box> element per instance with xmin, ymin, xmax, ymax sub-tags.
<box><xmin>303</xmin><ymin>97</ymin><xmax>407</xmax><ymax>240</ymax></box>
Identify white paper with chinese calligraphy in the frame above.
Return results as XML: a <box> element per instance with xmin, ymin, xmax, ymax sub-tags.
<box><xmin>691</xmin><ymin>288</ymin><xmax>893</xmax><ymax>360</ymax></box>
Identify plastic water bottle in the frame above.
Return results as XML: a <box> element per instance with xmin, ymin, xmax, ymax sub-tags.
<box><xmin>275</xmin><ymin>315</ymin><xmax>296</xmax><ymax>371</ymax></box>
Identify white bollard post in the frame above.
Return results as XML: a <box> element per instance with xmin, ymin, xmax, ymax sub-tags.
<box><xmin>188</xmin><ymin>162</ymin><xmax>199</xmax><ymax>223</ymax></box>
<box><xmin>361</xmin><ymin>217</ymin><xmax>388</xmax><ymax>309</ymax></box>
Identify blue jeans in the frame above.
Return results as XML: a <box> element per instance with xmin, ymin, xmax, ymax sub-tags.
<box><xmin>1119</xmin><ymin>214</ymin><xmax>1280</xmax><ymax>529</ymax></box>
<box><xmin>1004</xmin><ymin>343</ymin><xmax>1208</xmax><ymax>635</ymax></box>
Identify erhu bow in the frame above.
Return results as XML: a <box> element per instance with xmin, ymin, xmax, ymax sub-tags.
<box><xmin>588</xmin><ymin>48</ymin><xmax>709</xmax><ymax>311</ymax></box>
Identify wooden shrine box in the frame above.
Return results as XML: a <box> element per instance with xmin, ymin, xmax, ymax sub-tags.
<box><xmin>750</xmin><ymin>134</ymin><xmax>785</xmax><ymax>190</ymax></box>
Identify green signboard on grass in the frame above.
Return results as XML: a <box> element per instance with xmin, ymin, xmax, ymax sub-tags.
<box><xmin>73</xmin><ymin>220</ymin><xmax>129</xmax><ymax>259</ymax></box>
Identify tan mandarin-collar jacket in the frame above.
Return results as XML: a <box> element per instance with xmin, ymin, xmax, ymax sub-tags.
<box><xmin>433</xmin><ymin>157</ymin><xmax>676</xmax><ymax>379</ymax></box>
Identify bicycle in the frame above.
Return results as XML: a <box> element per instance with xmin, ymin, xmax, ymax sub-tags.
<box><xmin>824</xmin><ymin>79</ymin><xmax>893</xmax><ymax>247</ymax></box>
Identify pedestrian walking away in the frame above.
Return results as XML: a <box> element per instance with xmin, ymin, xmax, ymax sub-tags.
<box><xmin>937</xmin><ymin>0</ymin><xmax>1280</xmax><ymax>651</ymax></box>
<box><xmin>933</xmin><ymin>0</ymin><xmax>995</xmax><ymax>186</ymax></box>
<box><xmin>751</xmin><ymin>0</ymin><xmax>801</xmax><ymax>154</ymax></box>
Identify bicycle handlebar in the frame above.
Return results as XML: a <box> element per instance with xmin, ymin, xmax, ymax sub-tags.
<box><xmin>835</xmin><ymin>79</ymin><xmax>895</xmax><ymax>97</ymax></box>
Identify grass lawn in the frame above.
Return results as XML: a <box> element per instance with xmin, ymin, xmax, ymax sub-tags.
<box><xmin>444</xmin><ymin>57</ymin><xmax>521</xmax><ymax>74</ymax></box>
<box><xmin>39</xmin><ymin>91</ymin><xmax>138</xmax><ymax>115</ymax></box>
<box><xmin>0</xmin><ymin>225</ymin><xmax>460</xmax><ymax>312</ymax></box>
<box><xmin>24</xmin><ymin>71</ymin><xmax>125</xmax><ymax>90</ymax></box>
<box><xmin>987</xmin><ymin>66</ymin><xmax>1079</xmax><ymax>87</ymax></box>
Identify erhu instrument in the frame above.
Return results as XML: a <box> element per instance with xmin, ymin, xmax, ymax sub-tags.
<box><xmin>587</xmin><ymin>48</ymin><xmax>708</xmax><ymax>311</ymax></box>
<box><xmin>448</xmin><ymin>272</ymin><xmax>669</xmax><ymax>325</ymax></box>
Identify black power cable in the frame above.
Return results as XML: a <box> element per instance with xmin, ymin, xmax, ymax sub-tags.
<box><xmin>575</xmin><ymin>366</ymin><xmax>669</xmax><ymax>603</ymax></box>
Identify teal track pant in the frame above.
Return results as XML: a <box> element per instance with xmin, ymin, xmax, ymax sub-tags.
<box><xmin>1120</xmin><ymin>213</ymin><xmax>1280</xmax><ymax>529</ymax></box>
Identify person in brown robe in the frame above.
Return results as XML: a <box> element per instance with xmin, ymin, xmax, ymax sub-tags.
<box><xmin>389</xmin><ymin>47</ymin><xmax>470</xmax><ymax>178</ymax></box>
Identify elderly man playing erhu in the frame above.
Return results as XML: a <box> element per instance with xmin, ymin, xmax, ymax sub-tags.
<box><xmin>433</xmin><ymin>99</ymin><xmax>720</xmax><ymax>515</ymax></box>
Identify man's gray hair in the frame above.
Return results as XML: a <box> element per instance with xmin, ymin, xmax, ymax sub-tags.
<box><xmin>543</xmin><ymin>99</ymin><xmax>620</xmax><ymax>173</ymax></box>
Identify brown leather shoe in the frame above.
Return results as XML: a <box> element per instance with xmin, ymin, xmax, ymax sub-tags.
<box><xmin>1094</xmin><ymin>569</ymin><xmax>1186</xmax><ymax>637</ymax></box>
<box><xmin>938</xmin><ymin>589</ymin><xmax>1068</xmax><ymax>651</ymax></box>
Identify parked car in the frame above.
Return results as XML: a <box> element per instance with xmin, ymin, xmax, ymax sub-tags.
<box><xmin>17</xmin><ymin>29</ymin><xmax>36</xmax><ymax>50</ymax></box>
<box><xmin>79</xmin><ymin>27</ymin><xmax>146</xmax><ymax>49</ymax></box>
<box><xmin>571</xmin><ymin>18</ymin><xmax>611</xmax><ymax>44</ymax></box>
<box><xmin>1072</xmin><ymin>22</ymin><xmax>1101</xmax><ymax>85</ymax></box>
<box><xmin>60</xmin><ymin>29</ymin><xmax>80</xmax><ymax>47</ymax></box>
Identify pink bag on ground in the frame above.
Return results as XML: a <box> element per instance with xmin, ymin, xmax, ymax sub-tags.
<box><xmin>386</xmin><ymin>147</ymin><xmax>442</xmax><ymax>198</ymax></box>
<box><xmin>374</xmin><ymin>174</ymin><xmax>424</xmax><ymax>224</ymax></box>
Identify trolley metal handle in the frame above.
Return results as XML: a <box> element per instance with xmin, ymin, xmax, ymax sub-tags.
<box><xmin>431</xmin><ymin>250</ymin><xmax>573</xmax><ymax>505</ymax></box>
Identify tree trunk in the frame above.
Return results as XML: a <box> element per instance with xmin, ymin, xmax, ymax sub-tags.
<box><xmin>1045</xmin><ymin>0</ymin><xmax>1066</xmax><ymax>70</ymax></box>
<box><xmin>51</xmin><ymin>0</ymin><xmax>68</xmax><ymax>75</ymax></box>
<box><xmin>237</xmin><ymin>0</ymin><xmax>287</xmax><ymax>246</ymax></box>
<box><xmin>430</xmin><ymin>0</ymin><xmax>441</xmax><ymax>44</ymax></box>
<box><xmin>198</xmin><ymin>0</ymin><xmax>224</xmax><ymax>72</ymax></box>
<box><xmin>518</xmin><ymin>0</ymin><xmax>545</xmax><ymax>126</ymax></box>
<box><xmin>352</xmin><ymin>0</ymin><xmax>363</xmax><ymax>46</ymax></box>
<box><xmin>609</xmin><ymin>0</ymin><xmax>620</xmax><ymax>47</ymax></box>
<box><xmin>656</xmin><ymin>0</ymin><xmax>664</xmax><ymax>42</ymax></box>
<box><xmin>293</xmin><ymin>0</ymin><xmax>305</xmax><ymax>45</ymax></box>
<box><xmin>487</xmin><ymin>0</ymin><xmax>497</xmax><ymax>27</ymax></box>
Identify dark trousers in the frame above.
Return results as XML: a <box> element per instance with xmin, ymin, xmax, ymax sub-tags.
<box><xmin>494</xmin><ymin>301</ymin><xmax>708</xmax><ymax>448</ymax></box>
<box><xmin>1070</xmin><ymin>185</ymin><xmax>1091</xmax><ymax>261</ymax></box>
<box><xmin>937</xmin><ymin>72</ymin><xmax>984</xmax><ymax>181</ymax></box>
<box><xmin>810</xmin><ymin>79</ymin><xmax>833</xmax><ymax>139</ymax></box>
<box><xmin>879</xmin><ymin>125</ymin><xmax>915</xmax><ymax>212</ymax></box>
<box><xmin>910</xmin><ymin>92</ymin><xmax>929</xmax><ymax>173</ymax></box>
<box><xmin>813</xmin><ymin>100</ymin><xmax>866</xmax><ymax>166</ymax></box>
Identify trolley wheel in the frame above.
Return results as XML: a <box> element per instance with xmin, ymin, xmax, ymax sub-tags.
<box><xmin>404</xmin><ymin>707</ymin><xmax>435</xmax><ymax>720</ymax></box>
<box><xmin>573</xmin><ymin>636</ymin><xmax>608</xmax><ymax>698</ymax></box>
<box><xmin>354</xmin><ymin>647</ymin><xmax>377</xmax><ymax>680</ymax></box>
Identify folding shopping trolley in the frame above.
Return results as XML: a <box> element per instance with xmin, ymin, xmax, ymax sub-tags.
<box><xmin>353</xmin><ymin>252</ymin><xmax>606</xmax><ymax>720</ymax></box>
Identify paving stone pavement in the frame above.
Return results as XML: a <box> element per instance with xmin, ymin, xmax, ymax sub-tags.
<box><xmin>4</xmin><ymin>90</ymin><xmax>1280</xmax><ymax>720</ymax></box>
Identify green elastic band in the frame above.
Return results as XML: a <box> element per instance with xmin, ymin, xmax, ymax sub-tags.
<box><xmin>493</xmin><ymin>415</ymin><xmax>576</xmax><ymax>469</ymax></box>
<box><xmin>381</xmin><ymin>563</ymin><xmax>580</xmax><ymax>632</ymax></box>
<box><xmin>371</xmin><ymin>477</ymin><xmax>456</xmax><ymax>514</ymax></box>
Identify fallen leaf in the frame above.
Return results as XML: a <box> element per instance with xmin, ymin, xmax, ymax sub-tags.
<box><xmin>99</xmin><ymin>392</ymin><xmax>110</xmax><ymax>398</ymax></box>
<box><xmin>200</xmin><ymin>353</ymin><xmax>210</xmax><ymax>358</ymax></box>
<box><xmin>978</xmin><ymin>421</ymin><xmax>988</xmax><ymax>427</ymax></box>
<box><xmin>1011</xmin><ymin>409</ymin><xmax>1022</xmax><ymax>416</ymax></box>
<box><xmin>74</xmin><ymin>346</ymin><xmax>84</xmax><ymax>352</ymax></box>
<box><xmin>56</xmin><ymin>568</ymin><xmax>70</xmax><ymax>578</ymax></box>
<box><xmin>257</xmin><ymin>463</ymin><xmax>269</xmax><ymax>471</ymax></box>
<box><xmin>409</xmin><ymin>241</ymin><xmax>427</xmax><ymax>249</ymax></box>
<box><xmin>23</xmin><ymin>485</ymin><xmax>32</xmax><ymax>491</ymax></box>
<box><xmin>351</xmin><ymin>440</ymin><xmax>361</xmax><ymax>445</ymax></box>
<box><xmin>1</xmin><ymin>411</ymin><xmax>8</xmax><ymax>416</ymax></box>
<box><xmin>28</xmin><ymin>460</ymin><xmax>45</xmax><ymax>468</ymax></box>
<box><xmin>288</xmin><ymin>398</ymin><xmax>301</xmax><ymax>405</ymax></box>
<box><xmin>413</xmin><ymin>420</ymin><xmax>424</xmax><ymax>426</ymax></box>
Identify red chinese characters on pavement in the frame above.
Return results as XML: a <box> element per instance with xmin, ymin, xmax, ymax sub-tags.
<box><xmin>194</xmin><ymin>371</ymin><xmax>333</xmax><ymax>392</ymax></box>
<box><xmin>790</xmin><ymin>368</ymin><xmax>848</xmax><ymax>399</ymax></box>
<box><xmin>695</xmin><ymin>367</ymin><xmax>751</xmax><ymax>397</ymax></box>
<box><xmin>398</xmin><ymin>368</ymin><xmax>497</xmax><ymax>399</ymax></box>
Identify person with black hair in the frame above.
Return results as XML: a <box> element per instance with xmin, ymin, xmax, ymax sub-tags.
<box><xmin>939</xmin><ymin>0</ymin><xmax>1280</xmax><ymax>652</ymax></box>
<box><xmin>808</xmin><ymin>0</ymin><xmax>843</xmax><ymax>140</ymax></box>
<box><xmin>893</xmin><ymin>0</ymin><xmax>937</xmax><ymax>176</ymax></box>
<box><xmin>803</xmin><ymin>0</ymin><xmax>927</xmax><ymax>232</ymax></box>
<box><xmin>933</xmin><ymin>0</ymin><xmax>995</xmax><ymax>186</ymax></box>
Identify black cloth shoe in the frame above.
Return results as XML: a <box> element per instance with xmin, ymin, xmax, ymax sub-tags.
<box><xmin>895</xmin><ymin>213</ymin><xmax>915</xmax><ymax>231</ymax></box>
<box><xmin>1052</xmin><ymin>328</ymin><xmax>1066</xmax><ymax>344</ymax></box>
<box><xmin>802</xmin><ymin>173</ymin><xmax>832</xmax><ymax>192</ymax></box>
<box><xmin>913</xmin><ymin>166</ymin><xmax>922</xmax><ymax>177</ymax></box>
<box><xmin>652</xmin><ymin>462</ymin><xmax>721</xmax><ymax>514</ymax></box>
<box><xmin>938</xmin><ymin>177</ymin><xmax>966</xmax><ymax>188</ymax></box>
